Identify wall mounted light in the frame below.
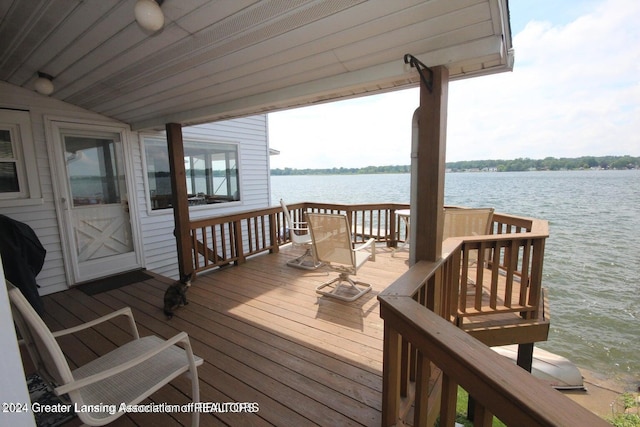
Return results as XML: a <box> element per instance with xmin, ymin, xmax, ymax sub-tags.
<box><xmin>134</xmin><ymin>0</ymin><xmax>164</xmax><ymax>32</ymax></box>
<box><xmin>34</xmin><ymin>72</ymin><xmax>54</xmax><ymax>96</ymax></box>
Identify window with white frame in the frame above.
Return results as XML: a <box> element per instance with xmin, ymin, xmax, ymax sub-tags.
<box><xmin>0</xmin><ymin>110</ymin><xmax>41</xmax><ymax>203</ymax></box>
<box><xmin>0</xmin><ymin>128</ymin><xmax>20</xmax><ymax>194</ymax></box>
<box><xmin>144</xmin><ymin>137</ymin><xmax>240</xmax><ymax>210</ymax></box>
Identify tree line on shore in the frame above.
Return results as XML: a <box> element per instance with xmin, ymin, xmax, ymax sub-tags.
<box><xmin>271</xmin><ymin>155</ymin><xmax>640</xmax><ymax>175</ymax></box>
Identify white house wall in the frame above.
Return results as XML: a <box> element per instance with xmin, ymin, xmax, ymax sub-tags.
<box><xmin>0</xmin><ymin>82</ymin><xmax>270</xmax><ymax>294</ymax></box>
<box><xmin>138</xmin><ymin>116</ymin><xmax>270</xmax><ymax>279</ymax></box>
<box><xmin>0</xmin><ymin>82</ymin><xmax>124</xmax><ymax>295</ymax></box>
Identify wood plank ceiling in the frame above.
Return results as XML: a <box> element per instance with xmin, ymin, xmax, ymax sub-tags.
<box><xmin>0</xmin><ymin>0</ymin><xmax>512</xmax><ymax>130</ymax></box>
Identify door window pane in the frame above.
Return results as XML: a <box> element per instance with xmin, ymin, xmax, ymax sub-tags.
<box><xmin>64</xmin><ymin>136</ymin><xmax>121</xmax><ymax>206</ymax></box>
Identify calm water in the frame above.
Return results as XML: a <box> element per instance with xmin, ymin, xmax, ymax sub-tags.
<box><xmin>272</xmin><ymin>170</ymin><xmax>640</xmax><ymax>387</ymax></box>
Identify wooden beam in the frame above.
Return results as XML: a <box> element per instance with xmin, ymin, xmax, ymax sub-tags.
<box><xmin>411</xmin><ymin>65</ymin><xmax>449</xmax><ymax>264</ymax></box>
<box><xmin>166</xmin><ymin>122</ymin><xmax>193</xmax><ymax>278</ymax></box>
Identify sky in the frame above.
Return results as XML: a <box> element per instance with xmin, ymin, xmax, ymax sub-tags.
<box><xmin>268</xmin><ymin>0</ymin><xmax>640</xmax><ymax>169</ymax></box>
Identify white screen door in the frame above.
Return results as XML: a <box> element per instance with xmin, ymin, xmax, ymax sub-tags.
<box><xmin>54</xmin><ymin>125</ymin><xmax>140</xmax><ymax>283</ymax></box>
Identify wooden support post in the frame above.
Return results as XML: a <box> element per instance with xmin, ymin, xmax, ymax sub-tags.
<box><xmin>381</xmin><ymin>321</ymin><xmax>401</xmax><ymax>426</ymax></box>
<box><xmin>517</xmin><ymin>342</ymin><xmax>534</xmax><ymax>373</ymax></box>
<box><xmin>411</xmin><ymin>65</ymin><xmax>449</xmax><ymax>264</ymax></box>
<box><xmin>389</xmin><ymin>209</ymin><xmax>398</xmax><ymax>248</ymax></box>
<box><xmin>233</xmin><ymin>220</ymin><xmax>245</xmax><ymax>264</ymax></box>
<box><xmin>269</xmin><ymin>213</ymin><xmax>279</xmax><ymax>254</ymax></box>
<box><xmin>166</xmin><ymin>123</ymin><xmax>193</xmax><ymax>278</ymax></box>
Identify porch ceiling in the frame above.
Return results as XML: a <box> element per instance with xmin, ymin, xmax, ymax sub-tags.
<box><xmin>0</xmin><ymin>0</ymin><xmax>512</xmax><ymax>130</ymax></box>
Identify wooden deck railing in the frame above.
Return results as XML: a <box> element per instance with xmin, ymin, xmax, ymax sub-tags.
<box><xmin>436</xmin><ymin>211</ymin><xmax>548</xmax><ymax>327</ymax></box>
<box><xmin>378</xmin><ymin>236</ymin><xmax>608</xmax><ymax>427</ymax></box>
<box><xmin>189</xmin><ymin>206</ymin><xmax>283</xmax><ymax>273</ymax></box>
<box><xmin>187</xmin><ymin>203</ymin><xmax>606</xmax><ymax>426</ymax></box>
<box><xmin>188</xmin><ymin>202</ymin><xmax>409</xmax><ymax>275</ymax></box>
<box><xmin>294</xmin><ymin>202</ymin><xmax>409</xmax><ymax>244</ymax></box>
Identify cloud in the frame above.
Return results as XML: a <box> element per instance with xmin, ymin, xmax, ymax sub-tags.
<box><xmin>447</xmin><ymin>0</ymin><xmax>640</xmax><ymax>161</ymax></box>
<box><xmin>269</xmin><ymin>0</ymin><xmax>640</xmax><ymax>168</ymax></box>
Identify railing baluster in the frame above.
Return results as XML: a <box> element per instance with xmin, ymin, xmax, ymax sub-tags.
<box><xmin>473</xmin><ymin>400</ymin><xmax>494</xmax><ymax>427</ymax></box>
<box><xmin>489</xmin><ymin>244</ymin><xmax>501</xmax><ymax>309</ymax></box>
<box><xmin>213</xmin><ymin>224</ymin><xmax>221</xmax><ymax>262</ymax></box>
<box><xmin>528</xmin><ymin>238</ymin><xmax>545</xmax><ymax>320</ymax></box>
<box><xmin>439</xmin><ymin>372</ymin><xmax>457</xmax><ymax>427</ymax></box>
<box><xmin>253</xmin><ymin>217</ymin><xmax>259</xmax><ymax>251</ymax></box>
<box><xmin>400</xmin><ymin>338</ymin><xmax>410</xmax><ymax>397</ymax></box>
<box><xmin>414</xmin><ymin>351</ymin><xmax>431</xmax><ymax>426</ymax></box>
<box><xmin>192</xmin><ymin>228</ymin><xmax>201</xmax><ymax>270</ymax></box>
<box><xmin>228</xmin><ymin>221</ymin><xmax>234</xmax><ymax>259</ymax></box>
<box><xmin>246</xmin><ymin>218</ymin><xmax>254</xmax><ymax>253</ymax></box>
<box><xmin>260</xmin><ymin>215</ymin><xmax>267</xmax><ymax>249</ymax></box>
<box><xmin>200</xmin><ymin>227</ymin><xmax>206</xmax><ymax>267</ymax></box>
<box><xmin>504</xmin><ymin>239</ymin><xmax>519</xmax><ymax>308</ymax></box>
<box><xmin>461</xmin><ymin>245</ymin><xmax>470</xmax><ymax>309</ymax></box>
<box><xmin>475</xmin><ymin>241</ymin><xmax>486</xmax><ymax>303</ymax></box>
<box><xmin>256</xmin><ymin>216</ymin><xmax>262</xmax><ymax>250</ymax></box>
<box><xmin>520</xmin><ymin>239</ymin><xmax>532</xmax><ymax>305</ymax></box>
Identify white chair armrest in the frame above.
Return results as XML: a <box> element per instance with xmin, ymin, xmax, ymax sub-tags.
<box><xmin>54</xmin><ymin>332</ymin><xmax>197</xmax><ymax>395</ymax></box>
<box><xmin>354</xmin><ymin>238</ymin><xmax>376</xmax><ymax>261</ymax></box>
<box><xmin>51</xmin><ymin>307</ymin><xmax>139</xmax><ymax>340</ymax></box>
<box><xmin>289</xmin><ymin>222</ymin><xmax>309</xmax><ymax>235</ymax></box>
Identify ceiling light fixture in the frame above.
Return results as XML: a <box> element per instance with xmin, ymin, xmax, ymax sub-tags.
<box><xmin>134</xmin><ymin>0</ymin><xmax>164</xmax><ymax>33</ymax></box>
<box><xmin>34</xmin><ymin>72</ymin><xmax>54</xmax><ymax>96</ymax></box>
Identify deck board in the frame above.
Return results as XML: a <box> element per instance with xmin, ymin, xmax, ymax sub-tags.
<box><xmin>30</xmin><ymin>245</ymin><xmax>408</xmax><ymax>426</ymax></box>
<box><xmin>20</xmin><ymin>243</ymin><xmax>548</xmax><ymax>426</ymax></box>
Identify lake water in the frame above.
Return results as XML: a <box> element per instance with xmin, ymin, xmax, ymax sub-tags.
<box><xmin>271</xmin><ymin>170</ymin><xmax>640</xmax><ymax>388</ymax></box>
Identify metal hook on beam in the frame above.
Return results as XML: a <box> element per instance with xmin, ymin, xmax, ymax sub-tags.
<box><xmin>404</xmin><ymin>54</ymin><xmax>433</xmax><ymax>93</ymax></box>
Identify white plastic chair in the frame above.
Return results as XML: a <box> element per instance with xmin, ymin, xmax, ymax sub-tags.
<box><xmin>7</xmin><ymin>282</ymin><xmax>203</xmax><ymax>427</ymax></box>
<box><xmin>306</xmin><ymin>213</ymin><xmax>375</xmax><ymax>302</ymax></box>
<box><xmin>280</xmin><ymin>199</ymin><xmax>322</xmax><ymax>269</ymax></box>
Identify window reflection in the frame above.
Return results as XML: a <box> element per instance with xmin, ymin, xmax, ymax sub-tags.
<box><xmin>0</xmin><ymin>129</ymin><xmax>20</xmax><ymax>193</ymax></box>
<box><xmin>145</xmin><ymin>138</ymin><xmax>240</xmax><ymax>210</ymax></box>
<box><xmin>64</xmin><ymin>136</ymin><xmax>121</xmax><ymax>206</ymax></box>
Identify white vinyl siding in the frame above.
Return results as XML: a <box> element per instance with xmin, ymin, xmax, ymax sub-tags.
<box><xmin>0</xmin><ymin>81</ymin><xmax>270</xmax><ymax>292</ymax></box>
<box><xmin>0</xmin><ymin>82</ymin><xmax>126</xmax><ymax>294</ymax></box>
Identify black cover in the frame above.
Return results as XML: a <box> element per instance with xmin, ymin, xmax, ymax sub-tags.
<box><xmin>0</xmin><ymin>214</ymin><xmax>46</xmax><ymax>313</ymax></box>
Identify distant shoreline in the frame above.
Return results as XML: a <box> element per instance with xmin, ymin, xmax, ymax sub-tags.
<box><xmin>271</xmin><ymin>155</ymin><xmax>640</xmax><ymax>176</ymax></box>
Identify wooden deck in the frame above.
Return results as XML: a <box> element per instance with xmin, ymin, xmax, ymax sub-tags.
<box><xmin>28</xmin><ymin>244</ymin><xmax>411</xmax><ymax>427</ymax></box>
